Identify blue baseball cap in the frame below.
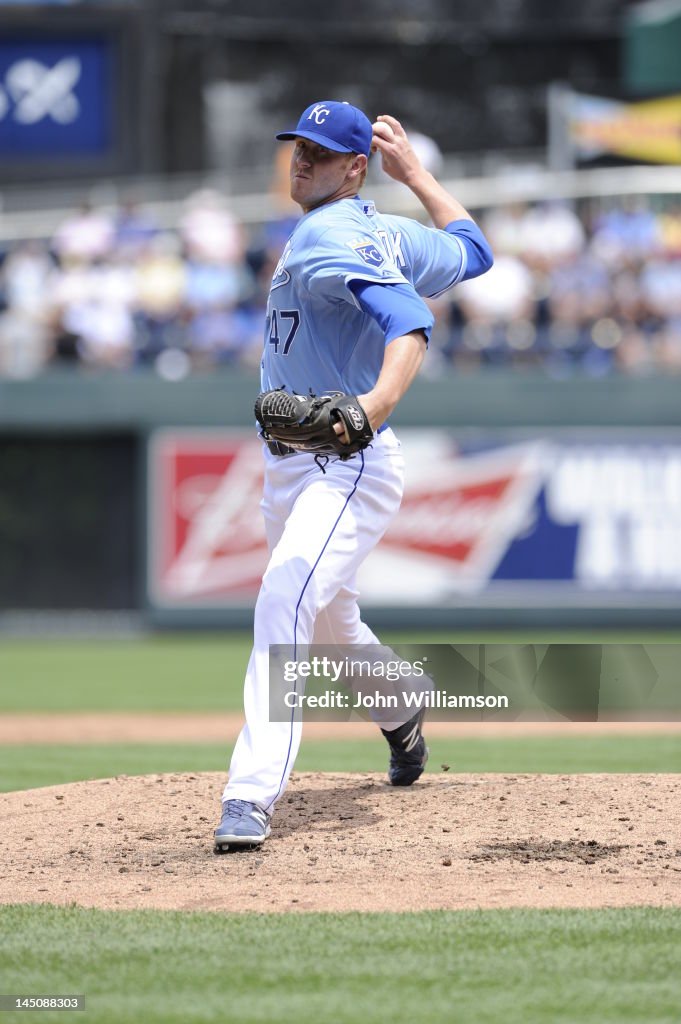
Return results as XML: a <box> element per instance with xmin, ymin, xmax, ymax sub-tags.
<box><xmin>276</xmin><ymin>101</ymin><xmax>373</xmax><ymax>157</ymax></box>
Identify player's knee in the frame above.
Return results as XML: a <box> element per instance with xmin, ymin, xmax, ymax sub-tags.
<box><xmin>254</xmin><ymin>582</ymin><xmax>281</xmax><ymax>623</ymax></box>
<box><xmin>256</xmin><ymin>561</ymin><xmax>322</xmax><ymax>624</ymax></box>
<box><xmin>261</xmin><ymin>558</ymin><xmax>319</xmax><ymax>599</ymax></box>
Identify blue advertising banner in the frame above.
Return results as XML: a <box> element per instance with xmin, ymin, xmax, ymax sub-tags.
<box><xmin>358</xmin><ymin>431</ymin><xmax>681</xmax><ymax>606</ymax></box>
<box><xmin>0</xmin><ymin>36</ymin><xmax>113</xmax><ymax>158</ymax></box>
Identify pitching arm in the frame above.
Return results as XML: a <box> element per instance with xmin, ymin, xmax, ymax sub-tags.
<box><xmin>372</xmin><ymin>114</ymin><xmax>475</xmax><ymax>229</ymax></box>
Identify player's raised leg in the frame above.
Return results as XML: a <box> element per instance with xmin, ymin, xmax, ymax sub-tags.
<box><xmin>313</xmin><ymin>580</ymin><xmax>429</xmax><ymax>782</ymax></box>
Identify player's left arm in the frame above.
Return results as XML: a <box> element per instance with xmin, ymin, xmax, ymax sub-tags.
<box><xmin>332</xmin><ymin>330</ymin><xmax>426</xmax><ymax>440</ymax></box>
<box><xmin>334</xmin><ymin>279</ymin><xmax>432</xmax><ymax>438</ymax></box>
<box><xmin>357</xmin><ymin>329</ymin><xmax>427</xmax><ymax>430</ymax></box>
<box><xmin>350</xmin><ymin>273</ymin><xmax>434</xmax><ymax>427</ymax></box>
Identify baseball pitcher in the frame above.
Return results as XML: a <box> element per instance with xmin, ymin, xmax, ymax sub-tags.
<box><xmin>215</xmin><ymin>100</ymin><xmax>493</xmax><ymax>849</ymax></box>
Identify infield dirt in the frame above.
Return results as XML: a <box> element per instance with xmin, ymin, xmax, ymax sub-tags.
<box><xmin>1</xmin><ymin>771</ymin><xmax>679</xmax><ymax>913</ymax></box>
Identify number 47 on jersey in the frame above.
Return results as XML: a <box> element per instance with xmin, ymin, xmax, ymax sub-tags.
<box><xmin>268</xmin><ymin>309</ymin><xmax>300</xmax><ymax>355</ymax></box>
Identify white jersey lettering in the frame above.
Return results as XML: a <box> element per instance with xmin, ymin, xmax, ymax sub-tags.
<box><xmin>376</xmin><ymin>229</ymin><xmax>406</xmax><ymax>269</ymax></box>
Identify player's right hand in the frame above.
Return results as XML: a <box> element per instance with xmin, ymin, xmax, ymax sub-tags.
<box><xmin>371</xmin><ymin>115</ymin><xmax>423</xmax><ymax>186</ymax></box>
<box><xmin>333</xmin><ymin>420</ymin><xmax>350</xmax><ymax>444</ymax></box>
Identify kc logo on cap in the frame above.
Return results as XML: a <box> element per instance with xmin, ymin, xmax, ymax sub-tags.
<box><xmin>307</xmin><ymin>104</ymin><xmax>331</xmax><ymax>125</ymax></box>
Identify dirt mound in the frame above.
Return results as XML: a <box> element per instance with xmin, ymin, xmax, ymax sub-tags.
<box><xmin>0</xmin><ymin>772</ymin><xmax>679</xmax><ymax>913</ymax></box>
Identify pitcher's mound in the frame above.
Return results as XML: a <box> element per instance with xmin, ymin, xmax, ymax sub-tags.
<box><xmin>1</xmin><ymin>771</ymin><xmax>679</xmax><ymax>913</ymax></box>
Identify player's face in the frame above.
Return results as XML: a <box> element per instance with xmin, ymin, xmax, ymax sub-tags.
<box><xmin>289</xmin><ymin>138</ymin><xmax>358</xmax><ymax>212</ymax></box>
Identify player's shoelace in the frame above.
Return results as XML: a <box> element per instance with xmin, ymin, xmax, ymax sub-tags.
<box><xmin>224</xmin><ymin>799</ymin><xmax>255</xmax><ymax>818</ymax></box>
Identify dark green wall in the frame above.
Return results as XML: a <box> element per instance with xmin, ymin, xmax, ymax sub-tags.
<box><xmin>1</xmin><ymin>369</ymin><xmax>679</xmax><ymax>430</ymax></box>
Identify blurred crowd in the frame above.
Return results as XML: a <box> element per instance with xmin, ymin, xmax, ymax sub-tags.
<box><xmin>439</xmin><ymin>198</ymin><xmax>681</xmax><ymax>376</ymax></box>
<box><xmin>1</xmin><ymin>190</ymin><xmax>680</xmax><ymax>378</ymax></box>
<box><xmin>0</xmin><ymin>191</ymin><xmax>270</xmax><ymax>380</ymax></box>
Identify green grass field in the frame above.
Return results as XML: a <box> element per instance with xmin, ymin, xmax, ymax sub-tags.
<box><xmin>1</xmin><ymin>631</ymin><xmax>680</xmax><ymax>712</ymax></box>
<box><xmin>1</xmin><ymin>904</ymin><xmax>680</xmax><ymax>1024</ymax></box>
<box><xmin>1</xmin><ymin>633</ymin><xmax>679</xmax><ymax>1024</ymax></box>
<box><xmin>1</xmin><ymin>734</ymin><xmax>679</xmax><ymax>794</ymax></box>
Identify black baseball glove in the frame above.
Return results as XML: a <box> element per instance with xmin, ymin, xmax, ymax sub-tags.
<box><xmin>254</xmin><ymin>389</ymin><xmax>374</xmax><ymax>460</ymax></box>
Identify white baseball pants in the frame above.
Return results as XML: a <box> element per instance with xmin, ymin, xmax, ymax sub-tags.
<box><xmin>222</xmin><ymin>428</ymin><xmax>408</xmax><ymax>813</ymax></box>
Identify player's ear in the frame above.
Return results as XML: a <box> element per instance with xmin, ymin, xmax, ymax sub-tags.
<box><xmin>349</xmin><ymin>153</ymin><xmax>368</xmax><ymax>181</ymax></box>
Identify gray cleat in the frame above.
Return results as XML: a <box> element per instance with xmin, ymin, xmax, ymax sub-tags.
<box><xmin>214</xmin><ymin>799</ymin><xmax>271</xmax><ymax>850</ymax></box>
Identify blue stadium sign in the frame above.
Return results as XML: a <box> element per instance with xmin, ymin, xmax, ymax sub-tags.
<box><xmin>0</xmin><ymin>37</ymin><xmax>113</xmax><ymax>157</ymax></box>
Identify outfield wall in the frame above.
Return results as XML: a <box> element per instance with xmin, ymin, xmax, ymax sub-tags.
<box><xmin>1</xmin><ymin>369</ymin><xmax>680</xmax><ymax>628</ymax></box>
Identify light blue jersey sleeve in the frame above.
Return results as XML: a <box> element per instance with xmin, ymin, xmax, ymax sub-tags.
<box><xmin>303</xmin><ymin>223</ymin><xmax>407</xmax><ymax>304</ymax></box>
<box><xmin>377</xmin><ymin>215</ymin><xmax>492</xmax><ymax>298</ymax></box>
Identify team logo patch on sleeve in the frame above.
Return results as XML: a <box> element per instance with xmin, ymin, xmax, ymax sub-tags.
<box><xmin>347</xmin><ymin>237</ymin><xmax>385</xmax><ymax>268</ymax></box>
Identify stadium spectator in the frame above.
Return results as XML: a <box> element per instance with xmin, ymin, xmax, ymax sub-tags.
<box><xmin>1</xmin><ymin>241</ymin><xmax>53</xmax><ymax>316</ymax></box>
<box><xmin>179</xmin><ymin>189</ymin><xmax>244</xmax><ymax>264</ymax></box>
<box><xmin>52</xmin><ymin>202</ymin><xmax>115</xmax><ymax>263</ymax></box>
<box><xmin>114</xmin><ymin>199</ymin><xmax>159</xmax><ymax>256</ymax></box>
<box><xmin>133</xmin><ymin>233</ymin><xmax>187</xmax><ymax>365</ymax></box>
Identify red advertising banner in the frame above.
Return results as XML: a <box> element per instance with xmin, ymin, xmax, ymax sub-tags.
<box><xmin>148</xmin><ymin>431</ymin><xmax>267</xmax><ymax>606</ymax></box>
<box><xmin>148</xmin><ymin>429</ymin><xmax>681</xmax><ymax>609</ymax></box>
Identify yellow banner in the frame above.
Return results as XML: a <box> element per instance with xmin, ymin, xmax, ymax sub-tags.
<box><xmin>569</xmin><ymin>93</ymin><xmax>681</xmax><ymax>164</ymax></box>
